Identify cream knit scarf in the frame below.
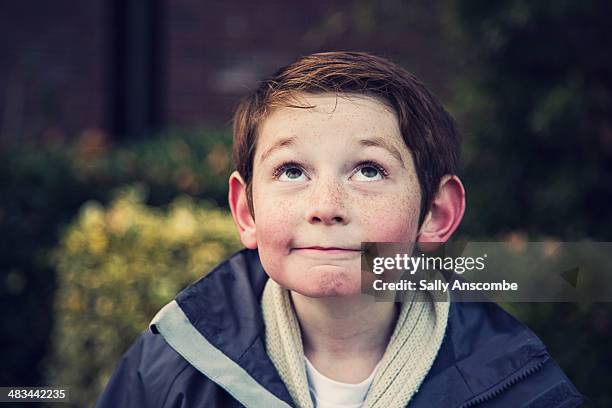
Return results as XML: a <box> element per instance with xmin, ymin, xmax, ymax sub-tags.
<box><xmin>261</xmin><ymin>278</ymin><xmax>449</xmax><ymax>408</ymax></box>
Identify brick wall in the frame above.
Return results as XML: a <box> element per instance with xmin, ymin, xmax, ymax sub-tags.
<box><xmin>0</xmin><ymin>0</ymin><xmax>109</xmax><ymax>144</ymax></box>
<box><xmin>0</xmin><ymin>0</ymin><xmax>455</xmax><ymax>142</ymax></box>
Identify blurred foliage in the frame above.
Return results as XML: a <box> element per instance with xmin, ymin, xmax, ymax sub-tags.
<box><xmin>70</xmin><ymin>127</ymin><xmax>233</xmax><ymax>208</ymax></box>
<box><xmin>447</xmin><ymin>0</ymin><xmax>612</xmax><ymax>239</ymax></box>
<box><xmin>0</xmin><ymin>128</ymin><xmax>232</xmax><ymax>390</ymax></box>
<box><xmin>446</xmin><ymin>1</ymin><xmax>612</xmax><ymax>405</ymax></box>
<box><xmin>0</xmin><ymin>146</ymin><xmax>82</xmax><ymax>388</ymax></box>
<box><xmin>47</xmin><ymin>186</ymin><xmax>241</xmax><ymax>407</ymax></box>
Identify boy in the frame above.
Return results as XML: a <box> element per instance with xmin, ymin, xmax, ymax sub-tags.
<box><xmin>95</xmin><ymin>52</ymin><xmax>584</xmax><ymax>407</ymax></box>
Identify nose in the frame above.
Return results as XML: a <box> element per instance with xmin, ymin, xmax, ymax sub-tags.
<box><xmin>305</xmin><ymin>177</ymin><xmax>349</xmax><ymax>225</ymax></box>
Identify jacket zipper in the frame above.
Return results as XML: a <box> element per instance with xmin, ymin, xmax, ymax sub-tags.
<box><xmin>458</xmin><ymin>355</ymin><xmax>549</xmax><ymax>408</ymax></box>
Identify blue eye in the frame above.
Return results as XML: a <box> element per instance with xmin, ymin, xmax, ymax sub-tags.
<box><xmin>274</xmin><ymin>162</ymin><xmax>306</xmax><ymax>181</ymax></box>
<box><xmin>353</xmin><ymin>162</ymin><xmax>387</xmax><ymax>181</ymax></box>
<box><xmin>281</xmin><ymin>167</ymin><xmax>304</xmax><ymax>180</ymax></box>
<box><xmin>361</xmin><ymin>167</ymin><xmax>380</xmax><ymax>178</ymax></box>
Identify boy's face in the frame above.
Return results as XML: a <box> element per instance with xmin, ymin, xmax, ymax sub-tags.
<box><xmin>248</xmin><ymin>93</ymin><xmax>422</xmax><ymax>297</ymax></box>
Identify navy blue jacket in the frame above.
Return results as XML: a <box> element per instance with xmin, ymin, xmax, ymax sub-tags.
<box><xmin>95</xmin><ymin>248</ymin><xmax>585</xmax><ymax>408</ymax></box>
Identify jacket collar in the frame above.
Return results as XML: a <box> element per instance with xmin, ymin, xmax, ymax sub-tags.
<box><xmin>151</xmin><ymin>248</ymin><xmax>549</xmax><ymax>408</ymax></box>
<box><xmin>151</xmin><ymin>248</ymin><xmax>294</xmax><ymax>407</ymax></box>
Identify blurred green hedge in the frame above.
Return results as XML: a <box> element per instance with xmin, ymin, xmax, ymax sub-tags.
<box><xmin>0</xmin><ymin>128</ymin><xmax>233</xmax><ymax>390</ymax></box>
<box><xmin>68</xmin><ymin>128</ymin><xmax>234</xmax><ymax>208</ymax></box>
<box><xmin>47</xmin><ymin>186</ymin><xmax>241</xmax><ymax>407</ymax></box>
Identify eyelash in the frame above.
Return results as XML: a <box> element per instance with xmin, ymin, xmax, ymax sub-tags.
<box><xmin>272</xmin><ymin>161</ymin><xmax>303</xmax><ymax>179</ymax></box>
<box><xmin>358</xmin><ymin>161</ymin><xmax>389</xmax><ymax>178</ymax></box>
<box><xmin>272</xmin><ymin>160</ymin><xmax>389</xmax><ymax>179</ymax></box>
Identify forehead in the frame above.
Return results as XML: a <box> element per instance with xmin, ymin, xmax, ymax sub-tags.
<box><xmin>255</xmin><ymin>93</ymin><xmax>408</xmax><ymax>160</ymax></box>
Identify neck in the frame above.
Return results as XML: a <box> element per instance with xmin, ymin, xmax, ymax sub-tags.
<box><xmin>290</xmin><ymin>291</ymin><xmax>399</xmax><ymax>382</ymax></box>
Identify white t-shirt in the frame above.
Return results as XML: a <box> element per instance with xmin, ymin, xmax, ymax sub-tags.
<box><xmin>304</xmin><ymin>357</ymin><xmax>380</xmax><ymax>408</ymax></box>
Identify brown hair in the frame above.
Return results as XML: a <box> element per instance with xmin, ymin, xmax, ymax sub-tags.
<box><xmin>231</xmin><ymin>51</ymin><xmax>460</xmax><ymax>226</ymax></box>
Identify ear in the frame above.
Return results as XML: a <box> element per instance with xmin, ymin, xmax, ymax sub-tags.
<box><xmin>417</xmin><ymin>175</ymin><xmax>465</xmax><ymax>248</ymax></box>
<box><xmin>228</xmin><ymin>170</ymin><xmax>257</xmax><ymax>249</ymax></box>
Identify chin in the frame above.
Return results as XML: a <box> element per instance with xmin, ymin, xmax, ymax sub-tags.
<box><xmin>293</xmin><ymin>267</ymin><xmax>362</xmax><ymax>298</ymax></box>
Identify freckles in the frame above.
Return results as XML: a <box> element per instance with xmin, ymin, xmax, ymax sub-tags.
<box><xmin>314</xmin><ymin>269</ymin><xmax>351</xmax><ymax>296</ymax></box>
<box><xmin>255</xmin><ymin>197</ymin><xmax>299</xmax><ymax>251</ymax></box>
<box><xmin>257</xmin><ymin>220</ymin><xmax>291</xmax><ymax>250</ymax></box>
<box><xmin>317</xmin><ymin>272</ymin><xmax>340</xmax><ymax>296</ymax></box>
<box><xmin>362</xmin><ymin>189</ymin><xmax>419</xmax><ymax>241</ymax></box>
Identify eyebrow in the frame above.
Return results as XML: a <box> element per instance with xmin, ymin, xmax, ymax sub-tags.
<box><xmin>258</xmin><ymin>135</ymin><xmax>406</xmax><ymax>167</ymax></box>
<box><xmin>359</xmin><ymin>137</ymin><xmax>406</xmax><ymax>167</ymax></box>
<box><xmin>259</xmin><ymin>136</ymin><xmax>297</xmax><ymax>163</ymax></box>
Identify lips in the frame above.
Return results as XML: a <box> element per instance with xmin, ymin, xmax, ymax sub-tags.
<box><xmin>293</xmin><ymin>246</ymin><xmax>362</xmax><ymax>252</ymax></box>
<box><xmin>291</xmin><ymin>245</ymin><xmax>362</xmax><ymax>261</ymax></box>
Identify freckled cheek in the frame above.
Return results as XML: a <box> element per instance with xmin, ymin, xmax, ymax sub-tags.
<box><xmin>357</xmin><ymin>193</ymin><xmax>420</xmax><ymax>242</ymax></box>
<box><xmin>252</xmin><ymin>193</ymin><xmax>301</xmax><ymax>284</ymax></box>
<box><xmin>253</xmin><ymin>194</ymin><xmax>300</xmax><ymax>248</ymax></box>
